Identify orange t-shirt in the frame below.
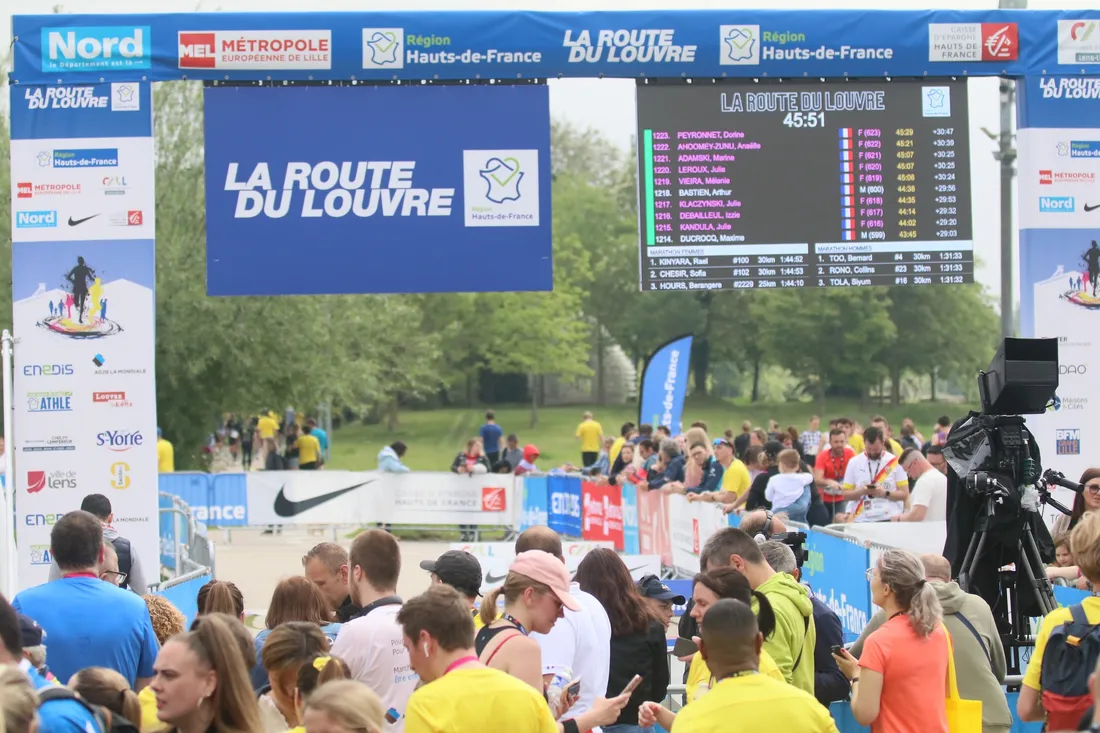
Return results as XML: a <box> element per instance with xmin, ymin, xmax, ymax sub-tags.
<box><xmin>859</xmin><ymin>615</ymin><xmax>949</xmax><ymax>733</ymax></box>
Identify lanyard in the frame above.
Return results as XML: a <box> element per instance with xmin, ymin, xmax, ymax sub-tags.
<box><xmin>62</xmin><ymin>572</ymin><xmax>97</xmax><ymax>579</ymax></box>
<box><xmin>503</xmin><ymin>614</ymin><xmax>529</xmax><ymax>636</ymax></box>
<box><xmin>714</xmin><ymin>669</ymin><xmax>758</xmax><ymax>683</ymax></box>
<box><xmin>443</xmin><ymin>656</ymin><xmax>478</xmax><ymax>676</ymax></box>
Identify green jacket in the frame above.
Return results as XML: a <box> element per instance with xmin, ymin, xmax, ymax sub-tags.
<box><xmin>757</xmin><ymin>572</ymin><xmax>817</xmax><ymax>694</ymax></box>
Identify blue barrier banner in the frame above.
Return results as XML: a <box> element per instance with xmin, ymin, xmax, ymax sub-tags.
<box><xmin>159</xmin><ymin>492</ymin><xmax>175</xmax><ymax>570</ymax></box>
<box><xmin>620</xmin><ymin>483</ymin><xmax>640</xmax><ymax>555</ymax></box>
<box><xmin>638</xmin><ymin>334</ymin><xmax>692</xmax><ymax>436</ymax></box>
<box><xmin>11</xmin><ymin>10</ymin><xmax>1089</xmax><ymax>83</ymax></box>
<box><xmin>159</xmin><ymin>472</ymin><xmax>249</xmax><ymax>527</ymax></box>
<box><xmin>202</xmin><ymin>84</ymin><xmax>552</xmax><ymax>296</ymax></box>
<box><xmin>1053</xmin><ymin>584</ymin><xmax>1092</xmax><ymax>607</ymax></box>
<box><xmin>804</xmin><ymin>529</ymin><xmax>872</xmax><ymax>643</ymax></box>
<box><xmin>154</xmin><ymin>573</ymin><xmax>208</xmax><ymax>628</ymax></box>
<box><xmin>520</xmin><ymin>476</ymin><xmax>549</xmax><ymax>530</ymax></box>
<box><xmin>547</xmin><ymin>475</ymin><xmax>582</xmax><ymax>538</ymax></box>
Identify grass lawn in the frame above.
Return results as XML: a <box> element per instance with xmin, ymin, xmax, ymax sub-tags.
<box><xmin>326</xmin><ymin>397</ymin><xmax>976</xmax><ymax>471</ymax></box>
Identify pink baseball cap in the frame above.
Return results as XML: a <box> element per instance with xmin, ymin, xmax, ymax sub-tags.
<box><xmin>509</xmin><ymin>551</ymin><xmax>581</xmax><ymax>612</ymax></box>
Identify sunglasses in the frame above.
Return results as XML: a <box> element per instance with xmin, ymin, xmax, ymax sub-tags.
<box><xmin>1087</xmin><ymin>483</ymin><xmax>1100</xmax><ymax>495</ymax></box>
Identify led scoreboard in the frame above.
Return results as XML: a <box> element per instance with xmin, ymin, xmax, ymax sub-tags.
<box><xmin>637</xmin><ymin>79</ymin><xmax>974</xmax><ymax>291</ymax></box>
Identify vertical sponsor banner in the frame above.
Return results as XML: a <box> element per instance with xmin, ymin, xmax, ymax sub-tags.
<box><xmin>547</xmin><ymin>475</ymin><xmax>582</xmax><ymax>538</ymax></box>
<box><xmin>581</xmin><ymin>481</ymin><xmax>624</xmax><ymax>550</ymax></box>
<box><xmin>1016</xmin><ymin>76</ymin><xmax>1100</xmax><ymax>525</ymax></box>
<box><xmin>620</xmin><ymin>483</ymin><xmax>640</xmax><ymax>555</ymax></box>
<box><xmin>637</xmin><ymin>489</ymin><xmax>672</xmax><ymax>566</ymax></box>
<box><xmin>519</xmin><ymin>475</ymin><xmax>549</xmax><ymax>531</ymax></box>
<box><xmin>804</xmin><ymin>530</ymin><xmax>872</xmax><ymax>643</ymax></box>
<box><xmin>638</xmin><ymin>335</ymin><xmax>692</xmax><ymax>436</ymax></box>
<box><xmin>10</xmin><ymin>82</ymin><xmax>157</xmax><ymax>589</ymax></box>
<box><xmin>666</xmin><ymin>495</ymin><xmax>726</xmax><ymax>576</ymax></box>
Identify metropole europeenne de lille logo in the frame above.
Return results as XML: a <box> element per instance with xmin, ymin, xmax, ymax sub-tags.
<box><xmin>362</xmin><ymin>28</ymin><xmax>404</xmax><ymax>69</ymax></box>
<box><xmin>479</xmin><ymin>157</ymin><xmax>524</xmax><ymax>204</ymax></box>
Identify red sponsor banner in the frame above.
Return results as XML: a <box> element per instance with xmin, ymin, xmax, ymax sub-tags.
<box><xmin>581</xmin><ymin>481</ymin><xmax>624</xmax><ymax>550</ymax></box>
<box><xmin>981</xmin><ymin>23</ymin><xmax>1017</xmax><ymax>61</ymax></box>
<box><xmin>637</xmin><ymin>488</ymin><xmax>672</xmax><ymax>566</ymax></box>
<box><xmin>481</xmin><ymin>486</ymin><xmax>507</xmax><ymax>512</ymax></box>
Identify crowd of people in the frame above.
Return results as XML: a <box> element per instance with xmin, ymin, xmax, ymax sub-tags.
<box><xmin>194</xmin><ymin>409</ymin><xmax>330</xmax><ymax>475</ymax></box>
<box><xmin>4</xmin><ymin>484</ymin><xmax>1100</xmax><ymax>732</ymax></box>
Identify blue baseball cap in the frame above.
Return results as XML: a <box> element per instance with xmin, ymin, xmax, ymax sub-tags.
<box><xmin>637</xmin><ymin>574</ymin><xmax>686</xmax><ymax>604</ymax></box>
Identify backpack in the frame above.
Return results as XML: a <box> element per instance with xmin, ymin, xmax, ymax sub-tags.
<box><xmin>38</xmin><ymin>686</ymin><xmax>140</xmax><ymax>733</ymax></box>
<box><xmin>1039</xmin><ymin>603</ymin><xmax>1100</xmax><ymax>731</ymax></box>
<box><xmin>111</xmin><ymin>536</ymin><xmax>133</xmax><ymax>590</ymax></box>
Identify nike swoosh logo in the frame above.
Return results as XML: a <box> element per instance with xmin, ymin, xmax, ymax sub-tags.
<box><xmin>68</xmin><ymin>214</ymin><xmax>100</xmax><ymax>226</ymax></box>
<box><xmin>1085</xmin><ymin>203</ymin><xmax>1100</xmax><ymax>213</ymax></box>
<box><xmin>273</xmin><ymin>479</ymin><xmax>376</xmax><ymax>517</ymax></box>
<box><xmin>485</xmin><ymin>572</ymin><xmax>508</xmax><ymax>584</ymax></box>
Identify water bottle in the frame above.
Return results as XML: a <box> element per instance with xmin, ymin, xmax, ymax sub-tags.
<box><xmin>546</xmin><ymin>667</ymin><xmax>574</xmax><ymax>719</ymax></box>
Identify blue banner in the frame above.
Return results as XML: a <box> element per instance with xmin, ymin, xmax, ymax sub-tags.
<box><xmin>158</xmin><ymin>472</ymin><xmax>249</xmax><ymax>527</ymax></box>
<box><xmin>520</xmin><ymin>475</ymin><xmax>549</xmax><ymax>530</ymax></box>
<box><xmin>639</xmin><ymin>334</ymin><xmax>692</xmax><ymax>436</ymax></box>
<box><xmin>12</xmin><ymin>10</ymin><xmax>1097</xmax><ymax>83</ymax></box>
<box><xmin>547</xmin><ymin>475</ymin><xmax>582</xmax><ymax>538</ymax></box>
<box><xmin>620</xmin><ymin>483</ymin><xmax>640</xmax><ymax>555</ymax></box>
<box><xmin>202</xmin><ymin>84</ymin><xmax>552</xmax><ymax>295</ymax></box>
<box><xmin>803</xmin><ymin>530</ymin><xmax>872</xmax><ymax>643</ymax></box>
<box><xmin>159</xmin><ymin>492</ymin><xmax>176</xmax><ymax>570</ymax></box>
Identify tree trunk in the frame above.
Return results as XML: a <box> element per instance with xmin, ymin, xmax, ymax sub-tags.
<box><xmin>595</xmin><ymin>321</ymin><xmax>606</xmax><ymax>406</ymax></box>
<box><xmin>891</xmin><ymin>365</ymin><xmax>902</xmax><ymax>407</ymax></box>
<box><xmin>751</xmin><ymin>357</ymin><xmax>762</xmax><ymax>403</ymax></box>
<box><xmin>692</xmin><ymin>338</ymin><xmax>711</xmax><ymax>396</ymax></box>
<box><xmin>930</xmin><ymin>367</ymin><xmax>938</xmax><ymax>402</ymax></box>
<box><xmin>529</xmin><ymin>373</ymin><xmax>539</xmax><ymax>428</ymax></box>
<box><xmin>386</xmin><ymin>398</ymin><xmax>399</xmax><ymax>432</ymax></box>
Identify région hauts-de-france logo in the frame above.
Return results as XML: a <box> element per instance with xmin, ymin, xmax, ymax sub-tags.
<box><xmin>362</xmin><ymin>28</ymin><xmax>403</xmax><ymax>69</ymax></box>
<box><xmin>479</xmin><ymin>157</ymin><xmax>524</xmax><ymax>204</ymax></box>
<box><xmin>38</xmin><ymin>255</ymin><xmax>123</xmax><ymax>339</ymax></box>
<box><xmin>719</xmin><ymin>25</ymin><xmax>760</xmax><ymax>65</ymax></box>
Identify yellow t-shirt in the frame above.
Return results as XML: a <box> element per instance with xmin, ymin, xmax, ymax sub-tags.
<box><xmin>1023</xmin><ymin>595</ymin><xmax>1100</xmax><ymax>690</ymax></box>
<box><xmin>257</xmin><ymin>415</ymin><xmax>279</xmax><ymax>440</ymax></box>
<box><xmin>576</xmin><ymin>420</ymin><xmax>603</xmax><ymax>452</ymax></box>
<box><xmin>297</xmin><ymin>434</ymin><xmax>322</xmax><ymax>464</ymax></box>
<box><xmin>672</xmin><ymin>673</ymin><xmax>838</xmax><ymax>733</ymax></box>
<box><xmin>721</xmin><ymin>459</ymin><xmax>752</xmax><ymax>497</ymax></box>
<box><xmin>685</xmin><ymin>649</ymin><xmax>785</xmax><ymax>703</ymax></box>
<box><xmin>609</xmin><ymin>437</ymin><xmax>626</xmax><ymax>465</ymax></box>
<box><xmin>404</xmin><ymin>665</ymin><xmax>557</xmax><ymax>733</ymax></box>
<box><xmin>848</xmin><ymin>434</ymin><xmax>865</xmax><ymax>454</ymax></box>
<box><xmin>157</xmin><ymin>438</ymin><xmax>175</xmax><ymax>473</ymax></box>
<box><xmin>139</xmin><ymin>685</ymin><xmax>163</xmax><ymax>731</ymax></box>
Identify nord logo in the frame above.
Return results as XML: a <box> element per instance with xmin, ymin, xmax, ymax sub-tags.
<box><xmin>42</xmin><ymin>26</ymin><xmax>151</xmax><ymax>72</ymax></box>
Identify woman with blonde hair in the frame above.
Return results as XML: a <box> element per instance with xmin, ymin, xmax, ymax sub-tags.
<box><xmin>68</xmin><ymin>667</ymin><xmax>142</xmax><ymax>726</ymax></box>
<box><xmin>302</xmin><ymin>680</ymin><xmax>384</xmax><ymax>733</ymax></box>
<box><xmin>833</xmin><ymin>549</ymin><xmax>948</xmax><ymax>732</ymax></box>
<box><xmin>144</xmin><ymin>595</ymin><xmax>187</xmax><ymax>644</ymax></box>
<box><xmin>257</xmin><ymin>622</ymin><xmax>331</xmax><ymax>733</ymax></box>
<box><xmin>0</xmin><ymin>665</ymin><xmax>38</xmax><ymax>733</ymax></box>
<box><xmin>150</xmin><ymin>612</ymin><xmax>263</xmax><ymax>733</ymax></box>
<box><xmin>252</xmin><ymin>577</ymin><xmax>341</xmax><ymax>691</ymax></box>
<box><xmin>475</xmin><ymin>551</ymin><xmax>581</xmax><ymax>693</ymax></box>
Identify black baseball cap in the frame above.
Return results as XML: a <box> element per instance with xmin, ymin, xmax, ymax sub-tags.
<box><xmin>18</xmin><ymin>614</ymin><xmax>44</xmax><ymax>647</ymax></box>
<box><xmin>419</xmin><ymin>550</ymin><xmax>483</xmax><ymax>597</ymax></box>
<box><xmin>636</xmin><ymin>574</ymin><xmax>686</xmax><ymax>604</ymax></box>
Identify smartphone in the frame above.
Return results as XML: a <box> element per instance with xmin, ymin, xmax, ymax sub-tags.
<box><xmin>566</xmin><ymin>677</ymin><xmax>583</xmax><ymax>698</ymax></box>
<box><xmin>672</xmin><ymin>637</ymin><xmax>699</xmax><ymax>657</ymax></box>
<box><xmin>620</xmin><ymin>674</ymin><xmax>643</xmax><ymax>697</ymax></box>
<box><xmin>830</xmin><ymin>644</ymin><xmax>845</xmax><ymax>655</ymax></box>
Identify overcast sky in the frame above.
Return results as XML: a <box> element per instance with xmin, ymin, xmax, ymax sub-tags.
<box><xmin>5</xmin><ymin>0</ymin><xmax>1094</xmax><ymax>309</ymax></box>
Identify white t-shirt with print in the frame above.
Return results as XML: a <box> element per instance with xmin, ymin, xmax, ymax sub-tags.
<box><xmin>842</xmin><ymin>451</ymin><xmax>909</xmax><ymax>522</ymax></box>
<box><xmin>330</xmin><ymin>604</ymin><xmax>418</xmax><ymax>733</ymax></box>
<box><xmin>911</xmin><ymin>468</ymin><xmax>948</xmax><ymax>521</ymax></box>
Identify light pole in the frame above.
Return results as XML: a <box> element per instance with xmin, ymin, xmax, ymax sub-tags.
<box><xmin>996</xmin><ymin>0</ymin><xmax>1027</xmax><ymax>338</ymax></box>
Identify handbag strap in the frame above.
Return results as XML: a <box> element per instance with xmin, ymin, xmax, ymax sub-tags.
<box><xmin>943</xmin><ymin>625</ymin><xmax>960</xmax><ymax>702</ymax></box>
<box><xmin>954</xmin><ymin>611</ymin><xmax>990</xmax><ymax>666</ymax></box>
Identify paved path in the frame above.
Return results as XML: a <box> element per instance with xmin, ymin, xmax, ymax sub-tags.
<box><xmin>212</xmin><ymin>527</ymin><xmax>450</xmax><ymax>626</ymax></box>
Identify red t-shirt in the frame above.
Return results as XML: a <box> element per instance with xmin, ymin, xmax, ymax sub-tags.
<box><xmin>859</xmin><ymin>615</ymin><xmax>949</xmax><ymax>733</ymax></box>
<box><xmin>814</xmin><ymin>446</ymin><xmax>855</xmax><ymax>503</ymax></box>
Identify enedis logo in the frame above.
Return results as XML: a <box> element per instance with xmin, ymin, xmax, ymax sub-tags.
<box><xmin>41</xmin><ymin>26</ymin><xmax>151</xmax><ymax>72</ymax></box>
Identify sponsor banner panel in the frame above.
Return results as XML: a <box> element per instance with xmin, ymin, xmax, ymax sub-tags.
<box><xmin>581</xmin><ymin>481</ymin><xmax>624</xmax><ymax>550</ymax></box>
<box><xmin>14</xmin><ymin>11</ymin><xmax>1086</xmax><ymax>83</ymax></box>
<box><xmin>518</xmin><ymin>475</ymin><xmax>549</xmax><ymax>530</ymax></box>
<box><xmin>202</xmin><ymin>84</ymin><xmax>551</xmax><ymax>295</ymax></box>
<box><xmin>638</xmin><ymin>335</ymin><xmax>692</xmax><ymax>436</ymax></box>
<box><xmin>1017</xmin><ymin>79</ymin><xmax>1100</xmax><ymax>516</ymax></box>
<box><xmin>803</xmin><ymin>531</ymin><xmax>871</xmax><ymax>643</ymax></box>
<box><xmin>244</xmin><ymin>471</ymin><xmax>517</xmax><ymax>527</ymax></box>
<box><xmin>637</xmin><ymin>488</ymin><xmax>672</xmax><ymax>567</ymax></box>
<box><xmin>666</xmin><ymin>495</ymin><xmax>727</xmax><ymax>576</ymax></box>
<box><xmin>10</xmin><ymin>83</ymin><xmax>157</xmax><ymax>590</ymax></box>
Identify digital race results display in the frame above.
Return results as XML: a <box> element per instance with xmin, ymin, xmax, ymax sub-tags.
<box><xmin>636</xmin><ymin>79</ymin><xmax>973</xmax><ymax>291</ymax></box>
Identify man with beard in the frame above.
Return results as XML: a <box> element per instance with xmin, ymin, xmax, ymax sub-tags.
<box><xmin>331</xmin><ymin>529</ymin><xmax>417</xmax><ymax>732</ymax></box>
<box><xmin>835</xmin><ymin>426</ymin><xmax>909</xmax><ymax>523</ymax></box>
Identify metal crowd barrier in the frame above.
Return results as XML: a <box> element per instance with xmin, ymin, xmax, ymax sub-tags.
<box><xmin>158</xmin><ymin>491</ymin><xmax>216</xmax><ymax>580</ymax></box>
